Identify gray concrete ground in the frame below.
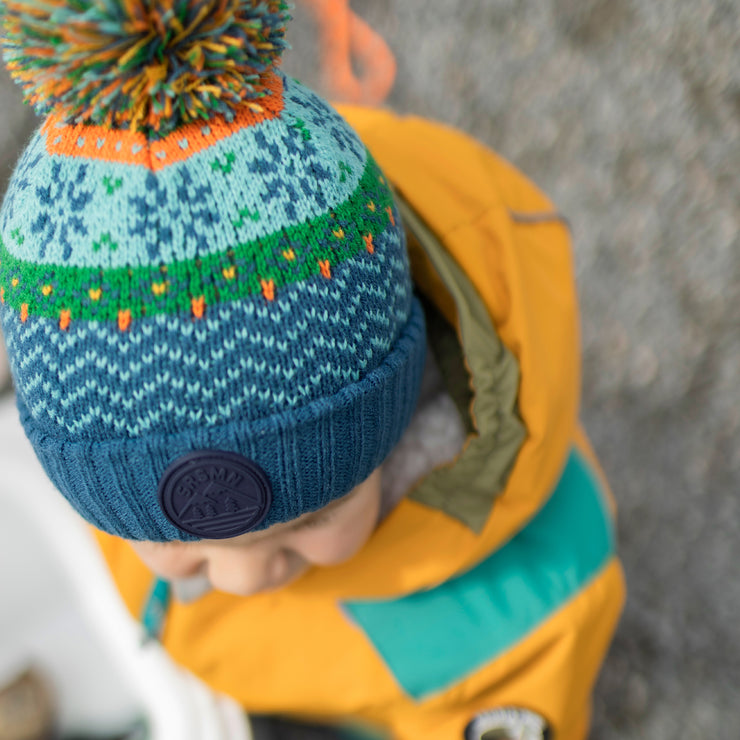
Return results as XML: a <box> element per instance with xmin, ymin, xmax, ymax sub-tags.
<box><xmin>1</xmin><ymin>2</ymin><xmax>738</xmax><ymax>738</ymax></box>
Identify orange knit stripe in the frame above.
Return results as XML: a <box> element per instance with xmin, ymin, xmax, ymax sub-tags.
<box><xmin>41</xmin><ymin>72</ymin><xmax>285</xmax><ymax>171</ymax></box>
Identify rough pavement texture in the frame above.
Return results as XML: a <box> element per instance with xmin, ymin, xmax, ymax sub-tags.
<box><xmin>1</xmin><ymin>2</ymin><xmax>738</xmax><ymax>738</ymax></box>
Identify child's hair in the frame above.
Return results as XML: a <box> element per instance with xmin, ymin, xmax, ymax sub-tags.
<box><xmin>0</xmin><ymin>0</ymin><xmax>426</xmax><ymax>541</ymax></box>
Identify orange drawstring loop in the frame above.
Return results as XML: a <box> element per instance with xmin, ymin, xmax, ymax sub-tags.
<box><xmin>298</xmin><ymin>0</ymin><xmax>397</xmax><ymax>106</ymax></box>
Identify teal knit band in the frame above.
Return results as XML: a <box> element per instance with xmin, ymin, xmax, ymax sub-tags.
<box><xmin>18</xmin><ymin>299</ymin><xmax>426</xmax><ymax>541</ymax></box>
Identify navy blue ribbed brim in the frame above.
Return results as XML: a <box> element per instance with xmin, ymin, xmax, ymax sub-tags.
<box><xmin>19</xmin><ymin>298</ymin><xmax>427</xmax><ymax>541</ymax></box>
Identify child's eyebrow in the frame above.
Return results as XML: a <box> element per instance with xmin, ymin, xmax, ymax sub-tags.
<box><xmin>288</xmin><ymin>509</ymin><xmax>334</xmax><ymax>531</ymax></box>
<box><xmin>192</xmin><ymin>487</ymin><xmax>362</xmax><ymax>546</ymax></box>
<box><xmin>287</xmin><ymin>488</ymin><xmax>359</xmax><ymax>532</ymax></box>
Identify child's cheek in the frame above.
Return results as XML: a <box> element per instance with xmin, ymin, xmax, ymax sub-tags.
<box><xmin>130</xmin><ymin>541</ymin><xmax>205</xmax><ymax>579</ymax></box>
<box><xmin>293</xmin><ymin>511</ymin><xmax>378</xmax><ymax>566</ymax></box>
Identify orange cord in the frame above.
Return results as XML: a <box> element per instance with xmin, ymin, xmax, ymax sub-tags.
<box><xmin>298</xmin><ymin>0</ymin><xmax>397</xmax><ymax>105</ymax></box>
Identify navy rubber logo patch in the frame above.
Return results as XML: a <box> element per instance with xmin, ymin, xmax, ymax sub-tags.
<box><xmin>464</xmin><ymin>707</ymin><xmax>550</xmax><ymax>740</ymax></box>
<box><xmin>158</xmin><ymin>450</ymin><xmax>272</xmax><ymax>539</ymax></box>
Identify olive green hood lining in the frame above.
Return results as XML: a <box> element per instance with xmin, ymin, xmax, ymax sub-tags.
<box><xmin>397</xmin><ymin>197</ymin><xmax>526</xmax><ymax>534</ymax></box>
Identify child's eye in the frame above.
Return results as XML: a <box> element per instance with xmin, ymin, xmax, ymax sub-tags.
<box><xmin>295</xmin><ymin>511</ymin><xmax>334</xmax><ymax>531</ymax></box>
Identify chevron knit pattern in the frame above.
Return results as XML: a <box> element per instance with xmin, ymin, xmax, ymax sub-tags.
<box><xmin>0</xmin><ymin>70</ymin><xmax>427</xmax><ymax>540</ymax></box>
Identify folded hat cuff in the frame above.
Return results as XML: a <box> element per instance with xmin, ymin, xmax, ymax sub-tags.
<box><xmin>19</xmin><ymin>298</ymin><xmax>427</xmax><ymax>541</ymax></box>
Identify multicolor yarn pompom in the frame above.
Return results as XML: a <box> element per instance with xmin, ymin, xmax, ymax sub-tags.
<box><xmin>0</xmin><ymin>0</ymin><xmax>290</xmax><ymax>136</ymax></box>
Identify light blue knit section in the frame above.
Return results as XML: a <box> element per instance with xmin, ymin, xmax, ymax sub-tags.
<box><xmin>3</xmin><ymin>229</ymin><xmax>411</xmax><ymax>439</ymax></box>
<box><xmin>0</xmin><ymin>76</ymin><xmax>367</xmax><ymax>268</ymax></box>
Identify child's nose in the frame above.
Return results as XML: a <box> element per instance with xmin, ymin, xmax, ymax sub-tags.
<box><xmin>202</xmin><ymin>546</ymin><xmax>308</xmax><ymax>597</ymax></box>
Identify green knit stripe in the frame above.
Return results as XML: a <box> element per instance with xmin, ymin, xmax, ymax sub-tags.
<box><xmin>0</xmin><ymin>157</ymin><xmax>394</xmax><ymax>323</ymax></box>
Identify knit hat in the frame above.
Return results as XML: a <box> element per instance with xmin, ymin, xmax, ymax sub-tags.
<box><xmin>0</xmin><ymin>1</ymin><xmax>426</xmax><ymax>541</ymax></box>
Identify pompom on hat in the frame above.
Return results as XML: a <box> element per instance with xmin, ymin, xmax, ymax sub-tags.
<box><xmin>0</xmin><ymin>0</ymin><xmax>426</xmax><ymax>541</ymax></box>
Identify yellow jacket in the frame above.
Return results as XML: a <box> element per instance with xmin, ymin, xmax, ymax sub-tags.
<box><xmin>96</xmin><ymin>107</ymin><xmax>625</xmax><ymax>740</ymax></box>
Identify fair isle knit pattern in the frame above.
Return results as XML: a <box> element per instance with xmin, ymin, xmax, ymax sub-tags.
<box><xmin>0</xmin><ymin>70</ymin><xmax>427</xmax><ymax>540</ymax></box>
<box><xmin>0</xmin><ymin>72</ymin><xmax>408</xmax><ymax>436</ymax></box>
<box><xmin>3</xmin><ymin>228</ymin><xmax>411</xmax><ymax>438</ymax></box>
<box><xmin>0</xmin><ymin>77</ymin><xmax>369</xmax><ymax>269</ymax></box>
